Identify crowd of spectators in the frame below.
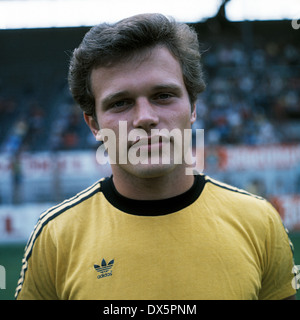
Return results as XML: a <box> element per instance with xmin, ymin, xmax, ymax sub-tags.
<box><xmin>1</xmin><ymin>37</ymin><xmax>299</xmax><ymax>154</ymax></box>
<box><xmin>194</xmin><ymin>40</ymin><xmax>300</xmax><ymax>146</ymax></box>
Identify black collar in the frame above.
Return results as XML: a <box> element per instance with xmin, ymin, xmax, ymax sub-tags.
<box><xmin>100</xmin><ymin>174</ymin><xmax>206</xmax><ymax>216</ymax></box>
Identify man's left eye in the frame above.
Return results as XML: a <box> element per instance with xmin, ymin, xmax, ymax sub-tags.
<box><xmin>157</xmin><ymin>93</ymin><xmax>173</xmax><ymax>100</ymax></box>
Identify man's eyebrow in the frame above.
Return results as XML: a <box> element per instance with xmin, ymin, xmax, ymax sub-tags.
<box><xmin>100</xmin><ymin>83</ymin><xmax>183</xmax><ymax>106</ymax></box>
<box><xmin>101</xmin><ymin>91</ymin><xmax>130</xmax><ymax>107</ymax></box>
<box><xmin>151</xmin><ymin>83</ymin><xmax>183</xmax><ymax>93</ymax></box>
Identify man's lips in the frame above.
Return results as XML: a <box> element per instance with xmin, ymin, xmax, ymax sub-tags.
<box><xmin>130</xmin><ymin>135</ymin><xmax>169</xmax><ymax>148</ymax></box>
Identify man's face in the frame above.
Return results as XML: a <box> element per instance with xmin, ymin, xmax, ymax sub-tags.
<box><xmin>87</xmin><ymin>46</ymin><xmax>196</xmax><ymax>179</ymax></box>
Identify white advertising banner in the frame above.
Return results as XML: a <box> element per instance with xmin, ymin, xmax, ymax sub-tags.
<box><xmin>205</xmin><ymin>144</ymin><xmax>300</xmax><ymax>171</ymax></box>
<box><xmin>0</xmin><ymin>203</ymin><xmax>54</xmax><ymax>242</ymax></box>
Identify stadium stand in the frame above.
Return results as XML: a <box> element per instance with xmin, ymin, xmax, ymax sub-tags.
<box><xmin>0</xmin><ymin>21</ymin><xmax>299</xmax><ymax>154</ymax></box>
<box><xmin>0</xmin><ymin>19</ymin><xmax>299</xmax><ymax>207</ymax></box>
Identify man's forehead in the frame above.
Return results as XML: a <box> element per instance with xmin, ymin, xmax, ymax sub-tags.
<box><xmin>90</xmin><ymin>46</ymin><xmax>184</xmax><ymax>97</ymax></box>
<box><xmin>91</xmin><ymin>45</ymin><xmax>178</xmax><ymax>73</ymax></box>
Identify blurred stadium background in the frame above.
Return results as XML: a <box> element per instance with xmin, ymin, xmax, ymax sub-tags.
<box><xmin>0</xmin><ymin>0</ymin><xmax>300</xmax><ymax>299</ymax></box>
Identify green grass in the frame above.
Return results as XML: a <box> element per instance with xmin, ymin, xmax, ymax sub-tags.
<box><xmin>1</xmin><ymin>233</ymin><xmax>300</xmax><ymax>300</ymax></box>
<box><xmin>0</xmin><ymin>243</ymin><xmax>25</xmax><ymax>300</ymax></box>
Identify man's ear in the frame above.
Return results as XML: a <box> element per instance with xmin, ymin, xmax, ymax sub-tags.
<box><xmin>190</xmin><ymin>103</ymin><xmax>197</xmax><ymax>125</ymax></box>
<box><xmin>83</xmin><ymin>113</ymin><xmax>100</xmax><ymax>139</ymax></box>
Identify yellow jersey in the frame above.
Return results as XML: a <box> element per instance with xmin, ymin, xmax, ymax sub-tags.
<box><xmin>15</xmin><ymin>174</ymin><xmax>296</xmax><ymax>300</ymax></box>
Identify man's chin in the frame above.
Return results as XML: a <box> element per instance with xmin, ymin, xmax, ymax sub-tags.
<box><xmin>116</xmin><ymin>162</ymin><xmax>178</xmax><ymax>179</ymax></box>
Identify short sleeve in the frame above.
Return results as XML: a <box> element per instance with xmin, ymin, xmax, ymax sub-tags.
<box><xmin>15</xmin><ymin>224</ymin><xmax>59</xmax><ymax>300</ymax></box>
<box><xmin>258</xmin><ymin>201</ymin><xmax>297</xmax><ymax>300</ymax></box>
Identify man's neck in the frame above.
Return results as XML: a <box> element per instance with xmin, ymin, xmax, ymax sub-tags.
<box><xmin>110</xmin><ymin>166</ymin><xmax>194</xmax><ymax>200</ymax></box>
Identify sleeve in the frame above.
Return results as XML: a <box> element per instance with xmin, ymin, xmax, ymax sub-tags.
<box><xmin>15</xmin><ymin>223</ymin><xmax>59</xmax><ymax>300</ymax></box>
<box><xmin>258</xmin><ymin>201</ymin><xmax>297</xmax><ymax>300</ymax></box>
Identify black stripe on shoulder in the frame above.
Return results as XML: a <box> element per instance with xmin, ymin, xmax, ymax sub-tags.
<box><xmin>32</xmin><ymin>182</ymin><xmax>101</xmax><ymax>244</ymax></box>
<box><xmin>204</xmin><ymin>175</ymin><xmax>265</xmax><ymax>201</ymax></box>
<box><xmin>15</xmin><ymin>180</ymin><xmax>102</xmax><ymax>299</ymax></box>
<box><xmin>26</xmin><ymin>180</ymin><xmax>101</xmax><ymax>247</ymax></box>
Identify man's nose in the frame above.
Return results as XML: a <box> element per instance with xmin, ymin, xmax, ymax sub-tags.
<box><xmin>132</xmin><ymin>98</ymin><xmax>159</xmax><ymax>131</ymax></box>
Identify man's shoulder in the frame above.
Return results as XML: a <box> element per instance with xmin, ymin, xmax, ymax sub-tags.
<box><xmin>201</xmin><ymin>174</ymin><xmax>285</xmax><ymax>238</ymax></box>
<box><xmin>202</xmin><ymin>174</ymin><xmax>266</xmax><ymax>203</ymax></box>
<box><xmin>35</xmin><ymin>179</ymin><xmax>103</xmax><ymax>231</ymax></box>
<box><xmin>201</xmin><ymin>174</ymin><xmax>276</xmax><ymax>221</ymax></box>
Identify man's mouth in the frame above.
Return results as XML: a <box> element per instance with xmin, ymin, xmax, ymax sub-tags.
<box><xmin>130</xmin><ymin>135</ymin><xmax>170</xmax><ymax>149</ymax></box>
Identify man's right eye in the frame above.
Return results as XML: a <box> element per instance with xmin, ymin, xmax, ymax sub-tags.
<box><xmin>111</xmin><ymin>100</ymin><xmax>132</xmax><ymax>109</ymax></box>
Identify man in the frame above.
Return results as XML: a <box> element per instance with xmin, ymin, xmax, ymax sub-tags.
<box><xmin>15</xmin><ymin>13</ymin><xmax>297</xmax><ymax>300</ymax></box>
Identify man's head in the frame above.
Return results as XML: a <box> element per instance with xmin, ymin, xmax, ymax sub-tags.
<box><xmin>68</xmin><ymin>13</ymin><xmax>206</xmax><ymax>119</ymax></box>
<box><xmin>68</xmin><ymin>13</ymin><xmax>206</xmax><ymax>180</ymax></box>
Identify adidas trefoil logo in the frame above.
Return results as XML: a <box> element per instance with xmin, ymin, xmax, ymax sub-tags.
<box><xmin>94</xmin><ymin>258</ymin><xmax>114</xmax><ymax>279</ymax></box>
